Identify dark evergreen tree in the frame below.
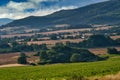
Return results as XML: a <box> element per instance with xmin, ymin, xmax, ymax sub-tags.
<box><xmin>18</xmin><ymin>52</ymin><xmax>27</xmax><ymax>64</ymax></box>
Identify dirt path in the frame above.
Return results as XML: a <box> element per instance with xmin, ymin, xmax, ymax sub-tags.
<box><xmin>0</xmin><ymin>64</ymin><xmax>26</xmax><ymax>68</ymax></box>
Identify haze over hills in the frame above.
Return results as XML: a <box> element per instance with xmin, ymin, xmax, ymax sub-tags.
<box><xmin>3</xmin><ymin>0</ymin><xmax>120</xmax><ymax>28</ymax></box>
<box><xmin>0</xmin><ymin>18</ymin><xmax>13</xmax><ymax>26</ymax></box>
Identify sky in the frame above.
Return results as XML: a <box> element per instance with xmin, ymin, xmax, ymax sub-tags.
<box><xmin>0</xmin><ymin>0</ymin><xmax>108</xmax><ymax>19</ymax></box>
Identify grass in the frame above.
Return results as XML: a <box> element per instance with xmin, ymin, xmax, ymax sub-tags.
<box><xmin>0</xmin><ymin>55</ymin><xmax>120</xmax><ymax>80</ymax></box>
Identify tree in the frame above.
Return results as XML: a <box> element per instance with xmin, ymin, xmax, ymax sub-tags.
<box><xmin>107</xmin><ymin>48</ymin><xmax>118</xmax><ymax>54</ymax></box>
<box><xmin>18</xmin><ymin>52</ymin><xmax>27</xmax><ymax>64</ymax></box>
<box><xmin>39</xmin><ymin>51</ymin><xmax>49</xmax><ymax>64</ymax></box>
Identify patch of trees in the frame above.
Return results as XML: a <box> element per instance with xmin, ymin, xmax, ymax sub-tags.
<box><xmin>0</xmin><ymin>42</ymin><xmax>48</xmax><ymax>53</ymax></box>
<box><xmin>66</xmin><ymin>35</ymin><xmax>117</xmax><ymax>48</ymax></box>
<box><xmin>0</xmin><ymin>41</ymin><xmax>10</xmax><ymax>49</ymax></box>
<box><xmin>12</xmin><ymin>42</ymin><xmax>48</xmax><ymax>52</ymax></box>
<box><xmin>39</xmin><ymin>44</ymin><xmax>103</xmax><ymax>64</ymax></box>
<box><xmin>0</xmin><ymin>41</ymin><xmax>12</xmax><ymax>53</ymax></box>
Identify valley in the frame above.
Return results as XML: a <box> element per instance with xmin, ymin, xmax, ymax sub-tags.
<box><xmin>0</xmin><ymin>0</ymin><xmax>120</xmax><ymax>80</ymax></box>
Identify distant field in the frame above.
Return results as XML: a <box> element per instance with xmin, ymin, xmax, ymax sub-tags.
<box><xmin>1</xmin><ymin>26</ymin><xmax>111</xmax><ymax>38</ymax></box>
<box><xmin>27</xmin><ymin>39</ymin><xmax>84</xmax><ymax>45</ymax></box>
<box><xmin>25</xmin><ymin>35</ymin><xmax>120</xmax><ymax>45</ymax></box>
<box><xmin>0</xmin><ymin>55</ymin><xmax>120</xmax><ymax>80</ymax></box>
<box><xmin>1</xmin><ymin>28</ymin><xmax>90</xmax><ymax>38</ymax></box>
<box><xmin>110</xmin><ymin>36</ymin><xmax>120</xmax><ymax>40</ymax></box>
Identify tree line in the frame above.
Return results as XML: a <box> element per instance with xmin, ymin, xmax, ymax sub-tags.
<box><xmin>0</xmin><ymin>41</ymin><xmax>48</xmax><ymax>53</ymax></box>
<box><xmin>66</xmin><ymin>35</ymin><xmax>119</xmax><ymax>48</ymax></box>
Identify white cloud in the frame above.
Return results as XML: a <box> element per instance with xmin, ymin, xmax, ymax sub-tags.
<box><xmin>0</xmin><ymin>6</ymin><xmax>76</xmax><ymax>19</ymax></box>
<box><xmin>0</xmin><ymin>0</ymin><xmax>108</xmax><ymax>19</ymax></box>
<box><xmin>0</xmin><ymin>0</ymin><xmax>76</xmax><ymax>19</ymax></box>
<box><xmin>6</xmin><ymin>1</ymin><xmax>36</xmax><ymax>11</ymax></box>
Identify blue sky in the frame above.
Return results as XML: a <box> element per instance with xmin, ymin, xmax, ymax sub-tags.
<box><xmin>0</xmin><ymin>0</ymin><xmax>108</xmax><ymax>19</ymax></box>
<box><xmin>0</xmin><ymin>0</ymin><xmax>27</xmax><ymax>6</ymax></box>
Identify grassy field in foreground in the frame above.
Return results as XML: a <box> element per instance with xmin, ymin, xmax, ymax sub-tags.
<box><xmin>0</xmin><ymin>55</ymin><xmax>120</xmax><ymax>80</ymax></box>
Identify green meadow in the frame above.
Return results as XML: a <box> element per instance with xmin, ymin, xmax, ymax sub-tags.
<box><xmin>0</xmin><ymin>55</ymin><xmax>120</xmax><ymax>80</ymax></box>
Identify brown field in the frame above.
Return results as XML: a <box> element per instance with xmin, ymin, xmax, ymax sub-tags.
<box><xmin>110</xmin><ymin>36</ymin><xmax>120</xmax><ymax>40</ymax></box>
<box><xmin>89</xmin><ymin>48</ymin><xmax>108</xmax><ymax>55</ymax></box>
<box><xmin>1</xmin><ymin>28</ymin><xmax>91</xmax><ymax>38</ymax></box>
<box><xmin>1</xmin><ymin>33</ymin><xmax>35</xmax><ymax>38</ymax></box>
<box><xmin>95</xmin><ymin>26</ymin><xmax>112</xmax><ymax>30</ymax></box>
<box><xmin>27</xmin><ymin>39</ymin><xmax>84</xmax><ymax>45</ymax></box>
<box><xmin>0</xmin><ymin>53</ymin><xmax>19</xmax><ymax>65</ymax></box>
<box><xmin>40</xmin><ymin>28</ymin><xmax>91</xmax><ymax>35</ymax></box>
<box><xmin>1</xmin><ymin>25</ymin><xmax>113</xmax><ymax>38</ymax></box>
<box><xmin>89</xmin><ymin>47</ymin><xmax>120</xmax><ymax>55</ymax></box>
<box><xmin>0</xmin><ymin>52</ymin><xmax>38</xmax><ymax>65</ymax></box>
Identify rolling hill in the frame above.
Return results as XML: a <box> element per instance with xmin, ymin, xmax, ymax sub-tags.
<box><xmin>3</xmin><ymin>0</ymin><xmax>120</xmax><ymax>28</ymax></box>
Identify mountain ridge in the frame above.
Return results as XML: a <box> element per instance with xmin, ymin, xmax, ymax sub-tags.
<box><xmin>3</xmin><ymin>0</ymin><xmax>120</xmax><ymax>28</ymax></box>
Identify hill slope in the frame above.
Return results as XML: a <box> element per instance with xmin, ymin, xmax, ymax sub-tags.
<box><xmin>0</xmin><ymin>18</ymin><xmax>13</xmax><ymax>26</ymax></box>
<box><xmin>4</xmin><ymin>0</ymin><xmax>120</xmax><ymax>28</ymax></box>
